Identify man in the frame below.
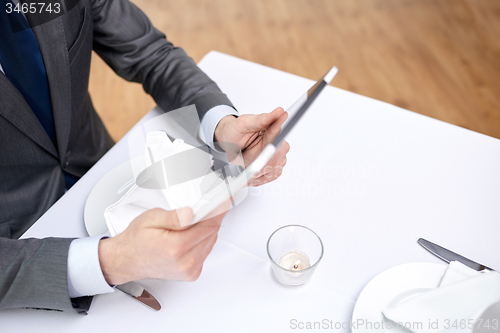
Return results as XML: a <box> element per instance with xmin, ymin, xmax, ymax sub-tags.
<box><xmin>0</xmin><ymin>0</ymin><xmax>289</xmax><ymax>313</ymax></box>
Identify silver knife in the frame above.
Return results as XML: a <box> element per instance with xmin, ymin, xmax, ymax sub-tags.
<box><xmin>115</xmin><ymin>282</ymin><xmax>162</xmax><ymax>311</ymax></box>
<box><xmin>418</xmin><ymin>238</ymin><xmax>494</xmax><ymax>271</ymax></box>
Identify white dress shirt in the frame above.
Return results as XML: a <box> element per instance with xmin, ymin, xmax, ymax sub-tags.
<box><xmin>1</xmin><ymin>62</ymin><xmax>239</xmax><ymax>297</ymax></box>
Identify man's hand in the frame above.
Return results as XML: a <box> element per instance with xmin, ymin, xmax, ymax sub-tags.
<box><xmin>214</xmin><ymin>107</ymin><xmax>290</xmax><ymax>186</ymax></box>
<box><xmin>98</xmin><ymin>205</ymin><xmax>228</xmax><ymax>286</ymax></box>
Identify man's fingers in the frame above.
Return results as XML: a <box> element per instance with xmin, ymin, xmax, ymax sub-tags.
<box><xmin>180</xmin><ymin>232</ymin><xmax>219</xmax><ymax>281</ymax></box>
<box><xmin>199</xmin><ymin>198</ymin><xmax>231</xmax><ymax>221</ymax></box>
<box><xmin>249</xmin><ymin>168</ymin><xmax>283</xmax><ymax>186</ymax></box>
<box><xmin>252</xmin><ymin>140</ymin><xmax>289</xmax><ymax>179</ymax></box>
<box><xmin>254</xmin><ymin>164</ymin><xmax>284</xmax><ymax>183</ymax></box>
<box><xmin>279</xmin><ymin>140</ymin><xmax>291</xmax><ymax>156</ymax></box>
<box><xmin>277</xmin><ymin>155</ymin><xmax>287</xmax><ymax>169</ymax></box>
<box><xmin>137</xmin><ymin>207</ymin><xmax>220</xmax><ymax>251</ymax></box>
<box><xmin>175</xmin><ymin>207</ymin><xmax>194</xmax><ymax>227</ymax></box>
<box><xmin>250</xmin><ymin>155</ymin><xmax>287</xmax><ymax>186</ymax></box>
<box><xmin>245</xmin><ymin>107</ymin><xmax>285</xmax><ymax>132</ymax></box>
<box><xmin>267</xmin><ymin>141</ymin><xmax>289</xmax><ymax>170</ymax></box>
<box><xmin>137</xmin><ymin>207</ymin><xmax>193</xmax><ymax>231</ymax></box>
<box><xmin>168</xmin><ymin>216</ymin><xmax>222</xmax><ymax>250</ymax></box>
<box><xmin>262</xmin><ymin>112</ymin><xmax>288</xmax><ymax>145</ymax></box>
<box><xmin>255</xmin><ymin>154</ymin><xmax>287</xmax><ymax>178</ymax></box>
<box><xmin>196</xmin><ymin>233</ymin><xmax>218</xmax><ymax>265</ymax></box>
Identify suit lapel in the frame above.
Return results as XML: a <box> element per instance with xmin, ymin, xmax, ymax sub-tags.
<box><xmin>29</xmin><ymin>16</ymin><xmax>72</xmax><ymax>161</ymax></box>
<box><xmin>0</xmin><ymin>73</ymin><xmax>58</xmax><ymax>157</ymax></box>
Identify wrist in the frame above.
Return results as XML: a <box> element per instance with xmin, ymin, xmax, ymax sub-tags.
<box><xmin>98</xmin><ymin>237</ymin><xmax>132</xmax><ymax>286</ymax></box>
<box><xmin>214</xmin><ymin>115</ymin><xmax>237</xmax><ymax>143</ymax></box>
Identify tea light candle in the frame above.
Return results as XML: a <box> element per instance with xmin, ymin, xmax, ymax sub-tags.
<box><xmin>267</xmin><ymin>225</ymin><xmax>323</xmax><ymax>287</ymax></box>
<box><xmin>278</xmin><ymin>251</ymin><xmax>311</xmax><ymax>271</ymax></box>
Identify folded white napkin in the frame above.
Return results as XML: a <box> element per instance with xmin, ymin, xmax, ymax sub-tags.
<box><xmin>383</xmin><ymin>261</ymin><xmax>500</xmax><ymax>333</ymax></box>
<box><xmin>104</xmin><ymin>131</ymin><xmax>223</xmax><ymax>236</ymax></box>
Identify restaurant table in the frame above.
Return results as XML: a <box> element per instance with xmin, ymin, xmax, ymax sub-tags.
<box><xmin>2</xmin><ymin>51</ymin><xmax>499</xmax><ymax>332</ymax></box>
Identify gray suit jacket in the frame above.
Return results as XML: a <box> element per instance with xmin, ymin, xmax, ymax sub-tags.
<box><xmin>0</xmin><ymin>0</ymin><xmax>233</xmax><ymax>313</ymax></box>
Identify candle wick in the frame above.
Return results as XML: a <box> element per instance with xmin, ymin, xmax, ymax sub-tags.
<box><xmin>292</xmin><ymin>260</ymin><xmax>301</xmax><ymax>270</ymax></box>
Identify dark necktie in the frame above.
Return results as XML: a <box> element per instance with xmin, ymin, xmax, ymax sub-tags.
<box><xmin>0</xmin><ymin>3</ymin><xmax>80</xmax><ymax>189</ymax></box>
<box><xmin>0</xmin><ymin>0</ymin><xmax>57</xmax><ymax>146</ymax></box>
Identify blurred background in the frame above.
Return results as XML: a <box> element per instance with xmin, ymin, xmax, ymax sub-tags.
<box><xmin>89</xmin><ymin>0</ymin><xmax>500</xmax><ymax>141</ymax></box>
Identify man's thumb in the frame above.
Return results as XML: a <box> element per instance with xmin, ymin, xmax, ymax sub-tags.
<box><xmin>248</xmin><ymin>107</ymin><xmax>285</xmax><ymax>131</ymax></box>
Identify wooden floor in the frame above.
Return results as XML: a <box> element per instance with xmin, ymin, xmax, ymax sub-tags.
<box><xmin>89</xmin><ymin>0</ymin><xmax>500</xmax><ymax>141</ymax></box>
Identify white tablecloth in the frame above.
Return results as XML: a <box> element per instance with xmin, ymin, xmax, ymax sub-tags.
<box><xmin>2</xmin><ymin>51</ymin><xmax>499</xmax><ymax>332</ymax></box>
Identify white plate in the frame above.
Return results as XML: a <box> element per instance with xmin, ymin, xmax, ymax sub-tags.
<box><xmin>351</xmin><ymin>262</ymin><xmax>447</xmax><ymax>333</ymax></box>
<box><xmin>84</xmin><ymin>160</ymin><xmax>135</xmax><ymax>237</ymax></box>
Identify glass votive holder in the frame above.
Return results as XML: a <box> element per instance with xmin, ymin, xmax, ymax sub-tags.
<box><xmin>267</xmin><ymin>225</ymin><xmax>324</xmax><ymax>287</ymax></box>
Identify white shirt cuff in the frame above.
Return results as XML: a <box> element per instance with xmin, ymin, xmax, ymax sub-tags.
<box><xmin>199</xmin><ymin>105</ymin><xmax>238</xmax><ymax>151</ymax></box>
<box><xmin>67</xmin><ymin>236</ymin><xmax>115</xmax><ymax>298</ymax></box>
